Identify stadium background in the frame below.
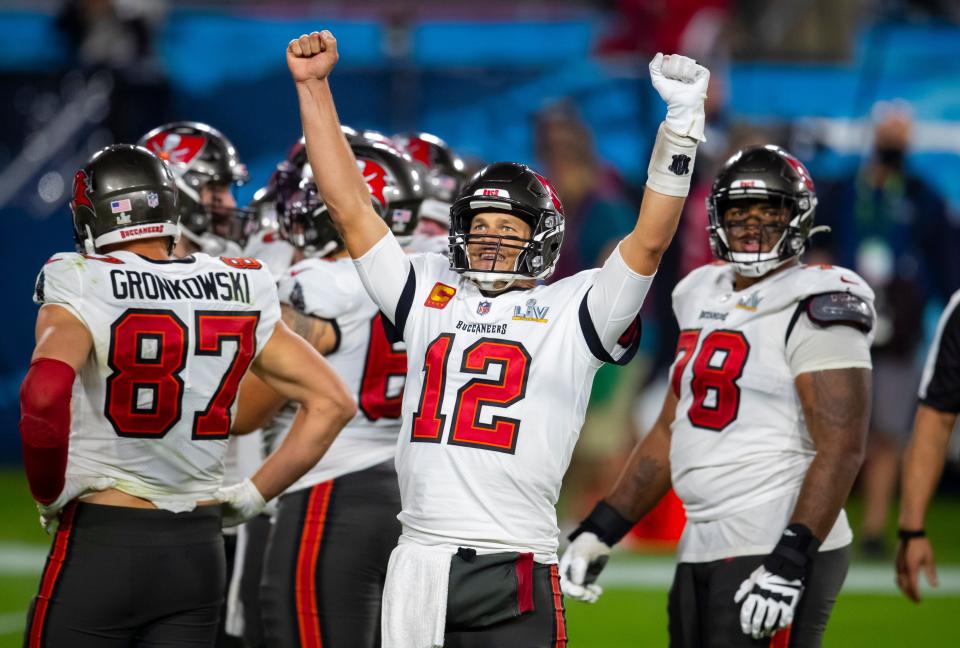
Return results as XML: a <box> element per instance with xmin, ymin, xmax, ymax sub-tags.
<box><xmin>1</xmin><ymin>1</ymin><xmax>959</xmax><ymax>645</ymax></box>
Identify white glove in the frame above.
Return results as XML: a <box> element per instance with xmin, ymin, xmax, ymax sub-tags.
<box><xmin>214</xmin><ymin>478</ymin><xmax>267</xmax><ymax>527</ymax></box>
<box><xmin>649</xmin><ymin>53</ymin><xmax>710</xmax><ymax>142</ymax></box>
<box><xmin>38</xmin><ymin>475</ymin><xmax>116</xmax><ymax>534</ymax></box>
<box><xmin>734</xmin><ymin>565</ymin><xmax>804</xmax><ymax>639</ymax></box>
<box><xmin>559</xmin><ymin>531</ymin><xmax>611</xmax><ymax>603</ymax></box>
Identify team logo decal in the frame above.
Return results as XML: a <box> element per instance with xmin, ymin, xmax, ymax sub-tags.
<box><xmin>512</xmin><ymin>298</ymin><xmax>549</xmax><ymax>323</ymax></box>
<box><xmin>358</xmin><ymin>158</ymin><xmax>390</xmax><ymax>210</ymax></box>
<box><xmin>532</xmin><ymin>172</ymin><xmax>564</xmax><ymax>214</ymax></box>
<box><xmin>783</xmin><ymin>153</ymin><xmax>815</xmax><ymax>191</ymax></box>
<box><xmin>477</xmin><ymin>300</ymin><xmax>491</xmax><ymax>316</ymax></box>
<box><xmin>147</xmin><ymin>192</ymin><xmax>159</xmax><ymax>208</ymax></box>
<box><xmin>425</xmin><ymin>282</ymin><xmax>457</xmax><ymax>309</ymax></box>
<box><xmin>736</xmin><ymin>291</ymin><xmax>762</xmax><ymax>312</ymax></box>
<box><xmin>668</xmin><ymin>154</ymin><xmax>691</xmax><ymax>176</ymax></box>
<box><xmin>406</xmin><ymin>137</ymin><xmax>432</xmax><ymax>167</ymax></box>
<box><xmin>71</xmin><ymin>169</ymin><xmax>94</xmax><ymax>213</ymax></box>
<box><xmin>144</xmin><ymin>132</ymin><xmax>206</xmax><ymax>167</ymax></box>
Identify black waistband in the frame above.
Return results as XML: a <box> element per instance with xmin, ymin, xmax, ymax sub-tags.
<box><xmin>70</xmin><ymin>502</ymin><xmax>222</xmax><ymax>546</ymax></box>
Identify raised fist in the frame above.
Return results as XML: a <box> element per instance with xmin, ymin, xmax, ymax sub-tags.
<box><xmin>287</xmin><ymin>31</ymin><xmax>339</xmax><ymax>83</ymax></box>
<box><xmin>649</xmin><ymin>53</ymin><xmax>710</xmax><ymax>142</ymax></box>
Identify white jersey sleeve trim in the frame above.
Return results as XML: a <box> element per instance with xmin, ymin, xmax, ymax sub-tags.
<box><xmin>786</xmin><ymin>312</ymin><xmax>872</xmax><ymax>376</ymax></box>
<box><xmin>353</xmin><ymin>233</ymin><xmax>414</xmax><ymax>332</ymax></box>
<box><xmin>583</xmin><ymin>243</ymin><xmax>654</xmax><ymax>362</ymax></box>
<box><xmin>919</xmin><ymin>289</ymin><xmax>960</xmax><ymax>400</ymax></box>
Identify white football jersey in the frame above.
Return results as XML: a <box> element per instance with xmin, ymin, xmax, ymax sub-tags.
<box><xmin>380</xmin><ymin>253</ymin><xmax>639</xmax><ymax>562</ymax></box>
<box><xmin>274</xmin><ymin>256</ymin><xmax>406</xmax><ymax>489</ymax></box>
<box><xmin>669</xmin><ymin>262</ymin><xmax>874</xmax><ymax>526</ymax></box>
<box><xmin>33</xmin><ymin>251</ymin><xmax>280</xmax><ymax>511</ymax></box>
<box><xmin>243</xmin><ymin>228</ymin><xmax>298</xmax><ymax>280</ymax></box>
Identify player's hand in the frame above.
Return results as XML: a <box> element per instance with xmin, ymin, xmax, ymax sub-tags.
<box><xmin>214</xmin><ymin>478</ymin><xmax>267</xmax><ymax>527</ymax></box>
<box><xmin>896</xmin><ymin>537</ymin><xmax>938</xmax><ymax>603</ymax></box>
<box><xmin>559</xmin><ymin>531</ymin><xmax>610</xmax><ymax>603</ymax></box>
<box><xmin>734</xmin><ymin>565</ymin><xmax>803</xmax><ymax>639</ymax></box>
<box><xmin>37</xmin><ymin>475</ymin><xmax>116</xmax><ymax>534</ymax></box>
<box><xmin>287</xmin><ymin>30</ymin><xmax>339</xmax><ymax>83</ymax></box>
<box><xmin>649</xmin><ymin>53</ymin><xmax>710</xmax><ymax>142</ymax></box>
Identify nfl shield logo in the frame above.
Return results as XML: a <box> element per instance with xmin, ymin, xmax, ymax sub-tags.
<box><xmin>477</xmin><ymin>300</ymin><xmax>491</xmax><ymax>316</ymax></box>
<box><xmin>147</xmin><ymin>192</ymin><xmax>159</xmax><ymax>208</ymax></box>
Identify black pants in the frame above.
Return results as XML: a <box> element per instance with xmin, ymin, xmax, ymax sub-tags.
<box><xmin>24</xmin><ymin>502</ymin><xmax>225</xmax><ymax>648</ymax></box>
<box><xmin>236</xmin><ymin>514</ymin><xmax>272</xmax><ymax>648</ymax></box>
<box><xmin>444</xmin><ymin>562</ymin><xmax>567</xmax><ymax>648</ymax></box>
<box><xmin>668</xmin><ymin>547</ymin><xmax>850</xmax><ymax>648</ymax></box>
<box><xmin>260</xmin><ymin>460</ymin><xmax>402</xmax><ymax>648</ymax></box>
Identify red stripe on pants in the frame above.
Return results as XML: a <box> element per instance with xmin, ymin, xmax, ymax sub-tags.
<box><xmin>28</xmin><ymin>501</ymin><xmax>78</xmax><ymax>648</ymax></box>
<box><xmin>770</xmin><ymin>625</ymin><xmax>792</xmax><ymax>648</ymax></box>
<box><xmin>549</xmin><ymin>564</ymin><xmax>568</xmax><ymax>647</ymax></box>
<box><xmin>296</xmin><ymin>482</ymin><xmax>333</xmax><ymax>648</ymax></box>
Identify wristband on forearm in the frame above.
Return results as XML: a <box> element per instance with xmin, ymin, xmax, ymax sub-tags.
<box><xmin>645</xmin><ymin>123</ymin><xmax>698</xmax><ymax>198</ymax></box>
<box><xmin>763</xmin><ymin>523</ymin><xmax>822</xmax><ymax>581</ymax></box>
<box><xmin>898</xmin><ymin>528</ymin><xmax>926</xmax><ymax>543</ymax></box>
<box><xmin>568</xmin><ymin>500</ymin><xmax>634</xmax><ymax>547</ymax></box>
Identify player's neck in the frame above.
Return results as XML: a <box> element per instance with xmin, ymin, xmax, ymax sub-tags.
<box><xmin>100</xmin><ymin>237</ymin><xmax>172</xmax><ymax>261</ymax></box>
<box><xmin>733</xmin><ymin>257</ymin><xmax>799</xmax><ymax>292</ymax></box>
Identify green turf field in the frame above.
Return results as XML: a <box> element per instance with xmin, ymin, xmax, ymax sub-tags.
<box><xmin>1</xmin><ymin>468</ymin><xmax>958</xmax><ymax>647</ymax></box>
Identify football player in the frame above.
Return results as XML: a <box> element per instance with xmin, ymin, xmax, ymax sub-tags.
<box><xmin>896</xmin><ymin>288</ymin><xmax>960</xmax><ymax>602</ymax></box>
<box><xmin>393</xmin><ymin>131</ymin><xmax>467</xmax><ymax>241</ymax></box>
<box><xmin>140</xmin><ymin>121</ymin><xmax>254</xmax><ymax>257</ymax></box>
<box><xmin>560</xmin><ymin>145</ymin><xmax>874</xmax><ymax>647</ymax></box>
<box><xmin>20</xmin><ymin>144</ymin><xmax>356</xmax><ymax>646</ymax></box>
<box><xmin>237</xmin><ymin>131</ymin><xmax>424</xmax><ymax>647</ymax></box>
<box><xmin>287</xmin><ymin>31</ymin><xmax>708</xmax><ymax>646</ymax></box>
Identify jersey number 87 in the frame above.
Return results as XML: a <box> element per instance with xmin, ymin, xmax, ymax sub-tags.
<box><xmin>105</xmin><ymin>308</ymin><xmax>260</xmax><ymax>439</ymax></box>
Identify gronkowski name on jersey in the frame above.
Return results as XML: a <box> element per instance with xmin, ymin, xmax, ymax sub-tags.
<box><xmin>33</xmin><ymin>251</ymin><xmax>280</xmax><ymax>511</ymax></box>
<box><xmin>272</xmin><ymin>256</ymin><xmax>406</xmax><ymax>489</ymax></box>
<box><xmin>668</xmin><ymin>262</ymin><xmax>874</xmax><ymax>523</ymax></box>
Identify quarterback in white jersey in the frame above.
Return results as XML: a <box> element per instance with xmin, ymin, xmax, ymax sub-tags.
<box><xmin>562</xmin><ymin>146</ymin><xmax>874</xmax><ymax>648</ymax></box>
<box><xmin>288</xmin><ymin>30</ymin><xmax>708</xmax><ymax>647</ymax></box>
<box><xmin>236</xmin><ymin>131</ymin><xmax>430</xmax><ymax>647</ymax></box>
<box><xmin>20</xmin><ymin>144</ymin><xmax>355</xmax><ymax>647</ymax></box>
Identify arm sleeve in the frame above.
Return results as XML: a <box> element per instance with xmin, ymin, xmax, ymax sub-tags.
<box><xmin>582</xmin><ymin>243</ymin><xmax>654</xmax><ymax>364</ymax></box>
<box><xmin>353</xmin><ymin>233</ymin><xmax>415</xmax><ymax>332</ymax></box>
<box><xmin>918</xmin><ymin>291</ymin><xmax>960</xmax><ymax>413</ymax></box>
<box><xmin>786</xmin><ymin>312</ymin><xmax>872</xmax><ymax>376</ymax></box>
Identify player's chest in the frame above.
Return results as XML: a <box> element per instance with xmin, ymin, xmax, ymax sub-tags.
<box><xmin>673</xmin><ymin>296</ymin><xmax>796</xmax><ymax>427</ymax></box>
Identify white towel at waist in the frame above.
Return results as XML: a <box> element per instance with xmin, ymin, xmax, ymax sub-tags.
<box><xmin>382</xmin><ymin>541</ymin><xmax>453</xmax><ymax>648</ymax></box>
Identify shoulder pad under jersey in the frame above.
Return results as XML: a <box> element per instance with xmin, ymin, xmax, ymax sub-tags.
<box><xmin>806</xmin><ymin>292</ymin><xmax>873</xmax><ymax>333</ymax></box>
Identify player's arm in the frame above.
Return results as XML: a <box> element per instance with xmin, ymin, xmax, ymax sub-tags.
<box><xmin>583</xmin><ymin>55</ymin><xmax>707</xmax><ymax>356</ymax></box>
<box><xmin>560</xmin><ymin>388</ymin><xmax>678</xmax><ymax>602</ymax></box>
<box><xmin>20</xmin><ymin>305</ymin><xmax>94</xmax><ymax>504</ymax></box>
<box><xmin>216</xmin><ymin>319</ymin><xmax>356</xmax><ymax>524</ymax></box>
<box><xmin>896</xmin><ymin>294</ymin><xmax>960</xmax><ymax>601</ymax></box>
<box><xmin>286</xmin><ymin>31</ymin><xmax>388</xmax><ymax>258</ymax></box>
<box><xmin>790</xmin><ymin>367</ymin><xmax>870</xmax><ymax>537</ymax></box>
<box><xmin>286</xmin><ymin>31</ymin><xmax>413</xmax><ymax>324</ymax></box>
<box><xmin>896</xmin><ymin>404</ymin><xmax>954</xmax><ymax>602</ymax></box>
<box><xmin>233</xmin><ymin>303</ymin><xmax>340</xmax><ymax>435</ymax></box>
<box><xmin>618</xmin><ymin>54</ymin><xmax>708</xmax><ymax>277</ymax></box>
<box><xmin>734</xmin><ymin>302</ymin><xmax>872</xmax><ymax>640</ymax></box>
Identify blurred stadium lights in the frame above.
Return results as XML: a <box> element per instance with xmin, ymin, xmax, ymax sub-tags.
<box><xmin>0</xmin><ymin>71</ymin><xmax>112</xmax><ymax>213</ymax></box>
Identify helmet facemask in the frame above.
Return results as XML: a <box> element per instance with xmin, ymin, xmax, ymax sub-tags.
<box><xmin>707</xmin><ymin>190</ymin><xmax>819</xmax><ymax>278</ymax></box>
<box><xmin>449</xmin><ymin>203</ymin><xmax>563</xmax><ymax>293</ymax></box>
